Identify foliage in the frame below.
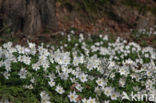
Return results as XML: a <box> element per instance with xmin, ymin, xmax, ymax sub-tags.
<box><xmin>0</xmin><ymin>31</ymin><xmax>156</xmax><ymax>103</ymax></box>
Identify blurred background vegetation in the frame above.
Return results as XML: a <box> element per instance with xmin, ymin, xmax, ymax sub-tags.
<box><xmin>57</xmin><ymin>0</ymin><xmax>156</xmax><ymax>20</ymax></box>
<box><xmin>0</xmin><ymin>0</ymin><xmax>156</xmax><ymax>47</ymax></box>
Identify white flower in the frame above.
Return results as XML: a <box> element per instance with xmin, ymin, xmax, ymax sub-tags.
<box><xmin>103</xmin><ymin>35</ymin><xmax>108</xmax><ymax>41</ymax></box>
<box><xmin>3</xmin><ymin>71</ymin><xmax>10</xmax><ymax>79</ymax></box>
<box><xmin>3</xmin><ymin>42</ymin><xmax>12</xmax><ymax>49</ymax></box>
<box><xmin>70</xmin><ymin>30</ymin><xmax>75</xmax><ymax>34</ymax></box>
<box><xmin>70</xmin><ymin>78</ymin><xmax>77</xmax><ymax>83</ymax></box>
<box><xmin>146</xmin><ymin>80</ymin><xmax>154</xmax><ymax>88</ymax></box>
<box><xmin>119</xmin><ymin>66</ymin><xmax>129</xmax><ymax>76</ymax></box>
<box><xmin>73</xmin><ymin>55</ymin><xmax>84</xmax><ymax>66</ymax></box>
<box><xmin>30</xmin><ymin>78</ymin><xmax>35</xmax><ymax>83</ymax></box>
<box><xmin>16</xmin><ymin>45</ymin><xmax>25</xmax><ymax>54</ymax></box>
<box><xmin>88</xmin><ymin>97</ymin><xmax>96</xmax><ymax>103</ymax></box>
<box><xmin>38</xmin><ymin>46</ymin><xmax>50</xmax><ymax>57</ymax></box>
<box><xmin>108</xmin><ymin>61</ymin><xmax>115</xmax><ymax>68</ymax></box>
<box><xmin>18</xmin><ymin>55</ymin><xmax>31</xmax><ymax>65</ymax></box>
<box><xmin>48</xmin><ymin>73</ymin><xmax>56</xmax><ymax>81</ymax></box>
<box><xmin>68</xmin><ymin>91</ymin><xmax>78</xmax><ymax>102</ymax></box>
<box><xmin>96</xmin><ymin>78</ymin><xmax>105</xmax><ymax>87</ymax></box>
<box><xmin>24</xmin><ymin>48</ymin><xmax>31</xmax><ymax>54</ymax></box>
<box><xmin>87</xmin><ymin>55</ymin><xmax>101</xmax><ymax>71</ymax></box>
<box><xmin>104</xmin><ymin>87</ymin><xmax>113</xmax><ymax>97</ymax></box>
<box><xmin>100</xmin><ymin>47</ymin><xmax>110</xmax><ymax>55</ymax></box>
<box><xmin>54</xmin><ymin>51</ymin><xmax>71</xmax><ymax>66</ymax></box>
<box><xmin>41</xmin><ymin>60</ymin><xmax>50</xmax><ymax>70</ymax></box>
<box><xmin>4</xmin><ymin>64</ymin><xmax>11</xmax><ymax>72</ymax></box>
<box><xmin>23</xmin><ymin>84</ymin><xmax>33</xmax><ymax>89</ymax></box>
<box><xmin>110</xmin><ymin>73</ymin><xmax>115</xmax><ymax>79</ymax></box>
<box><xmin>119</xmin><ymin>78</ymin><xmax>126</xmax><ymax>87</ymax></box>
<box><xmin>82</xmin><ymin>98</ymin><xmax>89</xmax><ymax>103</ymax></box>
<box><xmin>18</xmin><ymin>68</ymin><xmax>27</xmax><ymax>79</ymax></box>
<box><xmin>110</xmin><ymin>91</ymin><xmax>120</xmax><ymax>100</ymax></box>
<box><xmin>32</xmin><ymin>63</ymin><xmax>40</xmax><ymax>71</ymax></box>
<box><xmin>75</xmin><ymin>84</ymin><xmax>83</xmax><ymax>92</ymax></box>
<box><xmin>94</xmin><ymin>87</ymin><xmax>102</xmax><ymax>96</ymax></box>
<box><xmin>59</xmin><ymin>72</ymin><xmax>69</xmax><ymax>80</ymax></box>
<box><xmin>40</xmin><ymin>91</ymin><xmax>51</xmax><ymax>103</ymax></box>
<box><xmin>79</xmin><ymin>33</ymin><xmax>84</xmax><ymax>42</ymax></box>
<box><xmin>79</xmin><ymin>73</ymin><xmax>88</xmax><ymax>83</ymax></box>
<box><xmin>28</xmin><ymin>42</ymin><xmax>36</xmax><ymax>49</ymax></box>
<box><xmin>48</xmin><ymin>80</ymin><xmax>55</xmax><ymax>87</ymax></box>
<box><xmin>39</xmin><ymin>55</ymin><xmax>47</xmax><ymax>61</ymax></box>
<box><xmin>124</xmin><ymin>59</ymin><xmax>134</xmax><ymax>65</ymax></box>
<box><xmin>55</xmin><ymin>85</ymin><xmax>65</xmax><ymax>94</ymax></box>
<box><xmin>91</xmin><ymin>45</ymin><xmax>99</xmax><ymax>52</ymax></box>
<box><xmin>103</xmin><ymin>100</ymin><xmax>110</xmax><ymax>103</ymax></box>
<box><xmin>146</xmin><ymin>71</ymin><xmax>152</xmax><ymax>77</ymax></box>
<box><xmin>49</xmin><ymin>54</ymin><xmax>54</xmax><ymax>63</ymax></box>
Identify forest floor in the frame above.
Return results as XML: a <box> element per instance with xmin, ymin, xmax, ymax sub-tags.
<box><xmin>0</xmin><ymin>1</ymin><xmax>156</xmax><ymax>103</ymax></box>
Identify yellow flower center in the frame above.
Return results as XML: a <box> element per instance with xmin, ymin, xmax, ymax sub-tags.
<box><xmin>71</xmin><ymin>95</ymin><xmax>74</xmax><ymax>99</ymax></box>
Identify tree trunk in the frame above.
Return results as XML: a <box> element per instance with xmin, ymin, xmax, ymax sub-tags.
<box><xmin>0</xmin><ymin>0</ymin><xmax>57</xmax><ymax>34</ymax></box>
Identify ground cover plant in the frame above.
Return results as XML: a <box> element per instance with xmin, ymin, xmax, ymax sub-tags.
<box><xmin>0</xmin><ymin>31</ymin><xmax>156</xmax><ymax>103</ymax></box>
